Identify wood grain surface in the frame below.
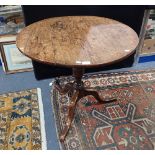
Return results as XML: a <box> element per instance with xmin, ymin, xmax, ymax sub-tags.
<box><xmin>16</xmin><ymin>16</ymin><xmax>139</xmax><ymax>68</ymax></box>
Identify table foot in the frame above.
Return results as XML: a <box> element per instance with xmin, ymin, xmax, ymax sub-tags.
<box><xmin>85</xmin><ymin>89</ymin><xmax>117</xmax><ymax>104</ymax></box>
<box><xmin>59</xmin><ymin>90</ymin><xmax>79</xmax><ymax>142</ymax></box>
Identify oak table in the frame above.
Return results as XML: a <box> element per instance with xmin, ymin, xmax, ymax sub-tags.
<box><xmin>16</xmin><ymin>16</ymin><xmax>139</xmax><ymax>142</ymax></box>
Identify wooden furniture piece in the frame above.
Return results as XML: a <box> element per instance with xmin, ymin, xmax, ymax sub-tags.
<box><xmin>16</xmin><ymin>16</ymin><xmax>139</xmax><ymax>142</ymax></box>
<box><xmin>22</xmin><ymin>6</ymin><xmax>146</xmax><ymax>80</ymax></box>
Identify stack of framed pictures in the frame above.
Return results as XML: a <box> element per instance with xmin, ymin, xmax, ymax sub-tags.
<box><xmin>0</xmin><ymin>5</ymin><xmax>24</xmax><ymax>35</ymax></box>
<box><xmin>0</xmin><ymin>5</ymin><xmax>33</xmax><ymax>74</ymax></box>
<box><xmin>0</xmin><ymin>35</ymin><xmax>33</xmax><ymax>74</ymax></box>
<box><xmin>138</xmin><ymin>9</ymin><xmax>155</xmax><ymax>63</ymax></box>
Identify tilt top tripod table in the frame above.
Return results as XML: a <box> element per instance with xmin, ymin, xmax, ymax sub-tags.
<box><xmin>16</xmin><ymin>16</ymin><xmax>139</xmax><ymax>142</ymax></box>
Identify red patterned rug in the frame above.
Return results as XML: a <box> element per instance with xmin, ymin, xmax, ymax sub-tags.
<box><xmin>51</xmin><ymin>69</ymin><xmax>155</xmax><ymax>150</ymax></box>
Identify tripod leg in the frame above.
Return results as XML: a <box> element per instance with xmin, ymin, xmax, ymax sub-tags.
<box><xmin>82</xmin><ymin>89</ymin><xmax>117</xmax><ymax>104</ymax></box>
<box><xmin>59</xmin><ymin>90</ymin><xmax>79</xmax><ymax>142</ymax></box>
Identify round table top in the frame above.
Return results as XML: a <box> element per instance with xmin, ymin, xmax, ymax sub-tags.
<box><xmin>16</xmin><ymin>16</ymin><xmax>139</xmax><ymax>68</ymax></box>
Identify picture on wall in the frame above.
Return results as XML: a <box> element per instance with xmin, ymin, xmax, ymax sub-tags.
<box><xmin>0</xmin><ymin>41</ymin><xmax>33</xmax><ymax>73</ymax></box>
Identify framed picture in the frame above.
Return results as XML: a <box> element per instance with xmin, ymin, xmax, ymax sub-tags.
<box><xmin>0</xmin><ymin>34</ymin><xmax>16</xmax><ymax>67</ymax></box>
<box><xmin>136</xmin><ymin>9</ymin><xmax>155</xmax><ymax>57</ymax></box>
<box><xmin>0</xmin><ymin>41</ymin><xmax>33</xmax><ymax>74</ymax></box>
<box><xmin>134</xmin><ymin>9</ymin><xmax>155</xmax><ymax>64</ymax></box>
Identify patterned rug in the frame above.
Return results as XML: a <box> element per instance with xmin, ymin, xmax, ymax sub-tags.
<box><xmin>51</xmin><ymin>69</ymin><xmax>155</xmax><ymax>150</ymax></box>
<box><xmin>0</xmin><ymin>88</ymin><xmax>46</xmax><ymax>150</ymax></box>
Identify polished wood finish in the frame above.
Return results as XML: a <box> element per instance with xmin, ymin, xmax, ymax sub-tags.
<box><xmin>16</xmin><ymin>16</ymin><xmax>139</xmax><ymax>142</ymax></box>
<box><xmin>16</xmin><ymin>16</ymin><xmax>139</xmax><ymax>68</ymax></box>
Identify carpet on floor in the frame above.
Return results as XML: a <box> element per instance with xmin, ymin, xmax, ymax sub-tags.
<box><xmin>51</xmin><ymin>69</ymin><xmax>155</xmax><ymax>150</ymax></box>
<box><xmin>0</xmin><ymin>88</ymin><xmax>46</xmax><ymax>150</ymax></box>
